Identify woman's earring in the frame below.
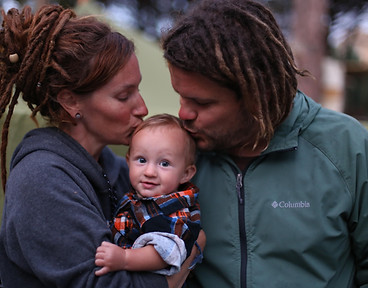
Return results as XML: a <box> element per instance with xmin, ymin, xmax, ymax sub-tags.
<box><xmin>75</xmin><ymin>113</ymin><xmax>82</xmax><ymax>119</ymax></box>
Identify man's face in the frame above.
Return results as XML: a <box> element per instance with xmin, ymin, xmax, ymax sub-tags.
<box><xmin>169</xmin><ymin>65</ymin><xmax>258</xmax><ymax>156</ymax></box>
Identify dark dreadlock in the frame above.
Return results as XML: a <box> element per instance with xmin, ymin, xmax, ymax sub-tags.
<box><xmin>0</xmin><ymin>5</ymin><xmax>134</xmax><ymax>192</ymax></box>
<box><xmin>162</xmin><ymin>0</ymin><xmax>308</xmax><ymax>150</ymax></box>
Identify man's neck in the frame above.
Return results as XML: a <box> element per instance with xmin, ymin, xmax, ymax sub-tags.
<box><xmin>228</xmin><ymin>139</ymin><xmax>269</xmax><ymax>171</ymax></box>
<box><xmin>230</xmin><ymin>155</ymin><xmax>255</xmax><ymax>171</ymax></box>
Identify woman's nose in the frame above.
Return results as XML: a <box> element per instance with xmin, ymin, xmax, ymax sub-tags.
<box><xmin>133</xmin><ymin>93</ymin><xmax>148</xmax><ymax>117</ymax></box>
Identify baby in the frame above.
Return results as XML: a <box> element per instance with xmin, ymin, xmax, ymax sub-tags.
<box><xmin>95</xmin><ymin>114</ymin><xmax>201</xmax><ymax>276</ymax></box>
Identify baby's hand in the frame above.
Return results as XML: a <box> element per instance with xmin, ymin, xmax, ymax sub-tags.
<box><xmin>95</xmin><ymin>241</ymin><xmax>126</xmax><ymax>276</ymax></box>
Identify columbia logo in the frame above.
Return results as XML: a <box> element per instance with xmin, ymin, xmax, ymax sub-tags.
<box><xmin>272</xmin><ymin>201</ymin><xmax>311</xmax><ymax>208</ymax></box>
<box><xmin>272</xmin><ymin>201</ymin><xmax>279</xmax><ymax>208</ymax></box>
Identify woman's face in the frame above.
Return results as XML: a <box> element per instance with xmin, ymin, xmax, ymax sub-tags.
<box><xmin>76</xmin><ymin>53</ymin><xmax>148</xmax><ymax>157</ymax></box>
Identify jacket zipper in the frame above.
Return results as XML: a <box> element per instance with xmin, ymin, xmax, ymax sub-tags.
<box><xmin>236</xmin><ymin>174</ymin><xmax>244</xmax><ymax>205</ymax></box>
<box><xmin>236</xmin><ymin>172</ymin><xmax>247</xmax><ymax>288</ymax></box>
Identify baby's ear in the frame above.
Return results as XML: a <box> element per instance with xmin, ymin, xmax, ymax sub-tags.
<box><xmin>180</xmin><ymin>164</ymin><xmax>197</xmax><ymax>184</ymax></box>
<box><xmin>125</xmin><ymin>153</ymin><xmax>130</xmax><ymax>167</ymax></box>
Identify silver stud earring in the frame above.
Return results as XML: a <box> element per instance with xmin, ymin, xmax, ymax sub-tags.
<box><xmin>75</xmin><ymin>113</ymin><xmax>82</xmax><ymax>119</ymax></box>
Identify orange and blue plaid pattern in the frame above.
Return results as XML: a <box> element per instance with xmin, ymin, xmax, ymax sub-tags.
<box><xmin>111</xmin><ymin>182</ymin><xmax>201</xmax><ymax>256</ymax></box>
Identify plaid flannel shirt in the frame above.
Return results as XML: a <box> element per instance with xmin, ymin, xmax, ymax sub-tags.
<box><xmin>111</xmin><ymin>182</ymin><xmax>201</xmax><ymax>258</ymax></box>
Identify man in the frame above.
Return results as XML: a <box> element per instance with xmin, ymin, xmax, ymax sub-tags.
<box><xmin>162</xmin><ymin>0</ymin><xmax>368</xmax><ymax>287</ymax></box>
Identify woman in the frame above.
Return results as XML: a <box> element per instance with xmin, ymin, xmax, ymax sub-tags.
<box><xmin>0</xmin><ymin>4</ymin><xmax>203</xmax><ymax>287</ymax></box>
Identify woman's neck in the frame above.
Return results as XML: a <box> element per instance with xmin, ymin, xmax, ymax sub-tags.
<box><xmin>59</xmin><ymin>123</ymin><xmax>103</xmax><ymax>161</ymax></box>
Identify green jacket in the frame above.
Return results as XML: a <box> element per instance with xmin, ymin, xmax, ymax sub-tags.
<box><xmin>189</xmin><ymin>92</ymin><xmax>368</xmax><ymax>288</ymax></box>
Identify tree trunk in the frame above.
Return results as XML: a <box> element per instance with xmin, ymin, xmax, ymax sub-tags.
<box><xmin>290</xmin><ymin>0</ymin><xmax>329</xmax><ymax>102</ymax></box>
<box><xmin>35</xmin><ymin>0</ymin><xmax>48</xmax><ymax>8</ymax></box>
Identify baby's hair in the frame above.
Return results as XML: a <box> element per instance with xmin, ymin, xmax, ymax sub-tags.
<box><xmin>129</xmin><ymin>114</ymin><xmax>196</xmax><ymax>165</ymax></box>
<box><xmin>0</xmin><ymin>4</ymin><xmax>134</xmax><ymax>191</ymax></box>
<box><xmin>162</xmin><ymin>0</ymin><xmax>309</xmax><ymax>148</ymax></box>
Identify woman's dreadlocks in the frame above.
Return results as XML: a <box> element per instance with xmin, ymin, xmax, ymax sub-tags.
<box><xmin>0</xmin><ymin>5</ymin><xmax>134</xmax><ymax>191</ymax></box>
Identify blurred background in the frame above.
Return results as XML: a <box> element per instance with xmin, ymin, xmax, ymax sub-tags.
<box><xmin>2</xmin><ymin>0</ymin><xmax>368</xmax><ymax>118</ymax></box>
<box><xmin>1</xmin><ymin>0</ymin><xmax>368</xmax><ymax>213</ymax></box>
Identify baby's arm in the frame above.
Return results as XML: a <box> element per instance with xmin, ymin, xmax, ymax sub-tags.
<box><xmin>95</xmin><ymin>241</ymin><xmax>166</xmax><ymax>276</ymax></box>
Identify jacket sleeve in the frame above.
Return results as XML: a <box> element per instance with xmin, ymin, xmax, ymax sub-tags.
<box><xmin>1</xmin><ymin>152</ymin><xmax>168</xmax><ymax>288</ymax></box>
<box><xmin>349</xmin><ymin>133</ymin><xmax>368</xmax><ymax>287</ymax></box>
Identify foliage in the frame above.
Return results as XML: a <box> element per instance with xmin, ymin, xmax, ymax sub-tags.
<box><xmin>2</xmin><ymin>0</ymin><xmax>368</xmax><ymax>42</ymax></box>
<box><xmin>102</xmin><ymin>0</ymin><xmax>368</xmax><ymax>45</ymax></box>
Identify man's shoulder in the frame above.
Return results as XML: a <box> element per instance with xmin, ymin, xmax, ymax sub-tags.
<box><xmin>304</xmin><ymin>107</ymin><xmax>368</xmax><ymax>144</ymax></box>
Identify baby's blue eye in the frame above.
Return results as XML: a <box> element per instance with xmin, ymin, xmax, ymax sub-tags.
<box><xmin>160</xmin><ymin>161</ymin><xmax>170</xmax><ymax>167</ymax></box>
<box><xmin>138</xmin><ymin>157</ymin><xmax>146</xmax><ymax>163</ymax></box>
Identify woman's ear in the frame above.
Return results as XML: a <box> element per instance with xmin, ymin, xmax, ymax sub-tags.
<box><xmin>180</xmin><ymin>164</ymin><xmax>197</xmax><ymax>184</ymax></box>
<box><xmin>56</xmin><ymin>89</ymin><xmax>80</xmax><ymax>119</ymax></box>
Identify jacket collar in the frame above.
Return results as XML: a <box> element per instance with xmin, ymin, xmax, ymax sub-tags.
<box><xmin>264</xmin><ymin>90</ymin><xmax>321</xmax><ymax>154</ymax></box>
<box><xmin>197</xmin><ymin>91</ymin><xmax>322</xmax><ymax>169</ymax></box>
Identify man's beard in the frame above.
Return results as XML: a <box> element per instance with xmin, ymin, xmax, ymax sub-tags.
<box><xmin>184</xmin><ymin>117</ymin><xmax>259</xmax><ymax>155</ymax></box>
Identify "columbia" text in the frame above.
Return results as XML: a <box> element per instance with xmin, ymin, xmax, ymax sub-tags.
<box><xmin>272</xmin><ymin>201</ymin><xmax>311</xmax><ymax>208</ymax></box>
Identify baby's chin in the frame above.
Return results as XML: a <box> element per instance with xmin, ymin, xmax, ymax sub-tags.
<box><xmin>135</xmin><ymin>189</ymin><xmax>161</xmax><ymax>199</ymax></box>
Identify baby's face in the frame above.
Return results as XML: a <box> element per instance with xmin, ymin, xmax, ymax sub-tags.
<box><xmin>128</xmin><ymin>126</ymin><xmax>191</xmax><ymax>198</ymax></box>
